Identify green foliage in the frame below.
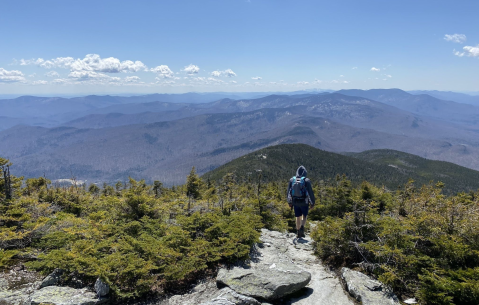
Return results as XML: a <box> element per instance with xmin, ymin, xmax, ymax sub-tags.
<box><xmin>186</xmin><ymin>167</ymin><xmax>202</xmax><ymax>200</ymax></box>
<box><xmin>311</xmin><ymin>178</ymin><xmax>479</xmax><ymax>304</ymax></box>
<box><xmin>2</xmin><ymin>153</ymin><xmax>479</xmax><ymax>303</ymax></box>
<box><xmin>203</xmin><ymin>144</ymin><xmax>479</xmax><ymax>195</ymax></box>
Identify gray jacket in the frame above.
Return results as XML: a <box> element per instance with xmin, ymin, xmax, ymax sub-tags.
<box><xmin>287</xmin><ymin>166</ymin><xmax>316</xmax><ymax>207</ymax></box>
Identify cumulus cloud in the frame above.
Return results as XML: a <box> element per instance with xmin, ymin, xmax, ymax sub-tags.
<box><xmin>456</xmin><ymin>45</ymin><xmax>479</xmax><ymax>57</ymax></box>
<box><xmin>331</xmin><ymin>80</ymin><xmax>349</xmax><ymax>84</ymax></box>
<box><xmin>251</xmin><ymin>76</ymin><xmax>262</xmax><ymax>80</ymax></box>
<box><xmin>297</xmin><ymin>81</ymin><xmax>309</xmax><ymax>85</ymax></box>
<box><xmin>45</xmin><ymin>71</ymin><xmax>60</xmax><ymax>77</ymax></box>
<box><xmin>150</xmin><ymin>65</ymin><xmax>174</xmax><ymax>78</ymax></box>
<box><xmin>0</xmin><ymin>68</ymin><xmax>25</xmax><ymax>82</ymax></box>
<box><xmin>20</xmin><ymin>54</ymin><xmax>147</xmax><ymax>73</ymax></box>
<box><xmin>28</xmin><ymin>73</ymin><xmax>36</xmax><ymax>78</ymax></box>
<box><xmin>211</xmin><ymin>68</ymin><xmax>236</xmax><ymax>77</ymax></box>
<box><xmin>370</xmin><ymin>67</ymin><xmax>380</xmax><ymax>71</ymax></box>
<box><xmin>312</xmin><ymin>79</ymin><xmax>323</xmax><ymax>84</ymax></box>
<box><xmin>183</xmin><ymin>64</ymin><xmax>200</xmax><ymax>75</ymax></box>
<box><xmin>444</xmin><ymin>34</ymin><xmax>467</xmax><ymax>44</ymax></box>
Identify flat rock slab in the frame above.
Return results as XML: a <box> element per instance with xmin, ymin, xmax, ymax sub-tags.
<box><xmin>341</xmin><ymin>267</ymin><xmax>400</xmax><ymax>305</ymax></box>
<box><xmin>31</xmin><ymin>286</ymin><xmax>108</xmax><ymax>305</ymax></box>
<box><xmin>200</xmin><ymin>287</ymin><xmax>261</xmax><ymax>305</ymax></box>
<box><xmin>217</xmin><ymin>262</ymin><xmax>311</xmax><ymax>300</ymax></box>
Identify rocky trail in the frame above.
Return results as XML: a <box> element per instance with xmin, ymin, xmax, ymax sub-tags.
<box><xmin>1</xmin><ymin>228</ymin><xmax>402</xmax><ymax>305</ymax></box>
<box><xmin>166</xmin><ymin>229</ymin><xmax>400</xmax><ymax>305</ymax></box>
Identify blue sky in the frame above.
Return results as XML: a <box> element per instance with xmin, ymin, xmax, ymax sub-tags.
<box><xmin>0</xmin><ymin>0</ymin><xmax>478</xmax><ymax>95</ymax></box>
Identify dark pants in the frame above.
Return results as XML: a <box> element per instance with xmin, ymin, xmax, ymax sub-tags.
<box><xmin>293</xmin><ymin>205</ymin><xmax>309</xmax><ymax>217</ymax></box>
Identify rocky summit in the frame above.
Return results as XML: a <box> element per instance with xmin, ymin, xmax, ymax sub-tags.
<box><xmin>166</xmin><ymin>228</ymin><xmax>355</xmax><ymax>305</ymax></box>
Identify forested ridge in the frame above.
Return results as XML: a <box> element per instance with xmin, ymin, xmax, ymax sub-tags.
<box><xmin>1</xmin><ymin>154</ymin><xmax>479</xmax><ymax>304</ymax></box>
<box><xmin>204</xmin><ymin>144</ymin><xmax>479</xmax><ymax>195</ymax></box>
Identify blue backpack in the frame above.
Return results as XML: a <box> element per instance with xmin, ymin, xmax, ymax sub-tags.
<box><xmin>291</xmin><ymin>176</ymin><xmax>308</xmax><ymax>199</ymax></box>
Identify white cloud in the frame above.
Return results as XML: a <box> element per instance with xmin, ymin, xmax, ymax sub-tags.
<box><xmin>462</xmin><ymin>45</ymin><xmax>479</xmax><ymax>57</ymax></box>
<box><xmin>32</xmin><ymin>80</ymin><xmax>48</xmax><ymax>85</ymax></box>
<box><xmin>454</xmin><ymin>49</ymin><xmax>465</xmax><ymax>57</ymax></box>
<box><xmin>331</xmin><ymin>80</ymin><xmax>349</xmax><ymax>84</ymax></box>
<box><xmin>297</xmin><ymin>81</ymin><xmax>309</xmax><ymax>85</ymax></box>
<box><xmin>251</xmin><ymin>76</ymin><xmax>262</xmax><ymax>80</ymax></box>
<box><xmin>370</xmin><ymin>67</ymin><xmax>380</xmax><ymax>72</ymax></box>
<box><xmin>150</xmin><ymin>65</ymin><xmax>174</xmax><ymax>78</ymax></box>
<box><xmin>385</xmin><ymin>74</ymin><xmax>392</xmax><ymax>78</ymax></box>
<box><xmin>211</xmin><ymin>68</ymin><xmax>236</xmax><ymax>77</ymax></box>
<box><xmin>230</xmin><ymin>80</ymin><xmax>237</xmax><ymax>84</ymax></box>
<box><xmin>68</xmin><ymin>71</ymin><xmax>111</xmax><ymax>80</ymax></box>
<box><xmin>124</xmin><ymin>76</ymin><xmax>141</xmax><ymax>83</ymax></box>
<box><xmin>0</xmin><ymin>68</ymin><xmax>25</xmax><ymax>82</ymax></box>
<box><xmin>183</xmin><ymin>64</ymin><xmax>200</xmax><ymax>75</ymax></box>
<box><xmin>313</xmin><ymin>79</ymin><xmax>322</xmax><ymax>84</ymax></box>
<box><xmin>45</xmin><ymin>71</ymin><xmax>60</xmax><ymax>77</ymax></box>
<box><xmin>19</xmin><ymin>54</ymin><xmax>147</xmax><ymax>73</ymax></box>
<box><xmin>444</xmin><ymin>34</ymin><xmax>467</xmax><ymax>44</ymax></box>
<box><xmin>28</xmin><ymin>73</ymin><xmax>36</xmax><ymax>78</ymax></box>
<box><xmin>339</xmin><ymin>75</ymin><xmax>344</xmax><ymax>77</ymax></box>
<box><xmin>352</xmin><ymin>67</ymin><xmax>357</xmax><ymax>70</ymax></box>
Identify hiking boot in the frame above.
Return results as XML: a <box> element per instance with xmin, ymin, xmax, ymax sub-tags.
<box><xmin>299</xmin><ymin>226</ymin><xmax>306</xmax><ymax>238</ymax></box>
<box><xmin>296</xmin><ymin>229</ymin><xmax>301</xmax><ymax>238</ymax></box>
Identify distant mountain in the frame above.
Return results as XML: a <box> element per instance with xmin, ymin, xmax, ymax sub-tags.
<box><xmin>345</xmin><ymin>149</ymin><xmax>479</xmax><ymax>192</ymax></box>
<box><xmin>202</xmin><ymin>144</ymin><xmax>479</xmax><ymax>194</ymax></box>
<box><xmin>2</xmin><ymin>107</ymin><xmax>479</xmax><ymax>186</ymax></box>
<box><xmin>0</xmin><ymin>92</ymin><xmax>249</xmax><ymax>120</ymax></box>
<box><xmin>408</xmin><ymin>90</ymin><xmax>479</xmax><ymax>106</ymax></box>
<box><xmin>0</xmin><ymin>91</ymin><xmax>331</xmax><ymax>130</ymax></box>
<box><xmin>62</xmin><ymin>93</ymin><xmax>479</xmax><ymax>148</ymax></box>
<box><xmin>336</xmin><ymin>89</ymin><xmax>479</xmax><ymax>126</ymax></box>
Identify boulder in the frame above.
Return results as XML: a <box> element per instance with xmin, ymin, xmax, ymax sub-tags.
<box><xmin>217</xmin><ymin>261</ymin><xmax>311</xmax><ymax>300</ymax></box>
<box><xmin>200</xmin><ymin>287</ymin><xmax>261</xmax><ymax>305</ymax></box>
<box><xmin>341</xmin><ymin>268</ymin><xmax>400</xmax><ymax>305</ymax></box>
<box><xmin>39</xmin><ymin>268</ymin><xmax>64</xmax><ymax>289</ymax></box>
<box><xmin>0</xmin><ymin>288</ymin><xmax>32</xmax><ymax>305</ymax></box>
<box><xmin>31</xmin><ymin>286</ymin><xmax>108</xmax><ymax>305</ymax></box>
<box><xmin>94</xmin><ymin>278</ymin><xmax>109</xmax><ymax>297</ymax></box>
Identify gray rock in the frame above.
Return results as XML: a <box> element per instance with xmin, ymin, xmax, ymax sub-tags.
<box><xmin>217</xmin><ymin>262</ymin><xmax>311</xmax><ymax>300</ymax></box>
<box><xmin>239</xmin><ymin>229</ymin><xmax>354</xmax><ymax>305</ymax></box>
<box><xmin>39</xmin><ymin>268</ymin><xmax>64</xmax><ymax>288</ymax></box>
<box><xmin>341</xmin><ymin>267</ymin><xmax>400</xmax><ymax>305</ymax></box>
<box><xmin>94</xmin><ymin>278</ymin><xmax>109</xmax><ymax>297</ymax></box>
<box><xmin>200</xmin><ymin>287</ymin><xmax>261</xmax><ymax>305</ymax></box>
<box><xmin>0</xmin><ymin>288</ymin><xmax>31</xmax><ymax>305</ymax></box>
<box><xmin>167</xmin><ymin>280</ymin><xmax>221</xmax><ymax>305</ymax></box>
<box><xmin>0</xmin><ymin>278</ymin><xmax>8</xmax><ymax>291</ymax></box>
<box><xmin>31</xmin><ymin>286</ymin><xmax>108</xmax><ymax>305</ymax></box>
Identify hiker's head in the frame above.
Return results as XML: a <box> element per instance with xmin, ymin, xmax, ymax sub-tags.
<box><xmin>296</xmin><ymin>165</ymin><xmax>307</xmax><ymax>177</ymax></box>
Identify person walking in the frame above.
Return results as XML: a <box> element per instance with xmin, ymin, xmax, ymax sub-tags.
<box><xmin>287</xmin><ymin>165</ymin><xmax>315</xmax><ymax>238</ymax></box>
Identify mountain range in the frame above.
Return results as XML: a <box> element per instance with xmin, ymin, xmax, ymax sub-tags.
<box><xmin>1</xmin><ymin>89</ymin><xmax>478</xmax><ymax>186</ymax></box>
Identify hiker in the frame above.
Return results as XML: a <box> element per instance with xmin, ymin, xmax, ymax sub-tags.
<box><xmin>287</xmin><ymin>165</ymin><xmax>315</xmax><ymax>238</ymax></box>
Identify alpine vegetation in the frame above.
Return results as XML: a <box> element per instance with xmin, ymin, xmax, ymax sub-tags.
<box><xmin>1</xmin><ymin>154</ymin><xmax>479</xmax><ymax>304</ymax></box>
